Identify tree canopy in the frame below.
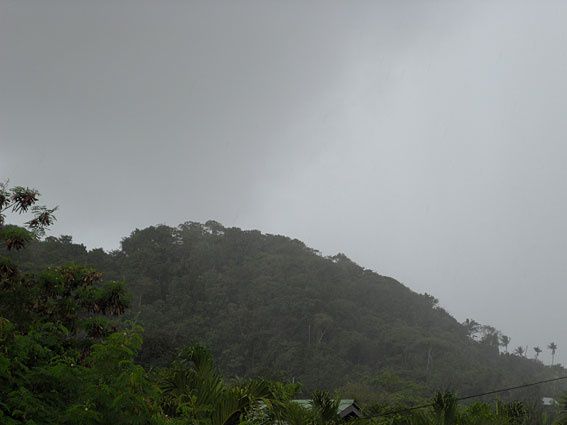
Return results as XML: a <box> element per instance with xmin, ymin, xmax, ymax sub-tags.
<box><xmin>2</xmin><ymin>183</ymin><xmax>567</xmax><ymax>424</ymax></box>
<box><xmin>10</xmin><ymin>220</ymin><xmax>566</xmax><ymax>404</ymax></box>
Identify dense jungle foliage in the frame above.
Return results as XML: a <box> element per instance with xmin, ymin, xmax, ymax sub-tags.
<box><xmin>1</xmin><ymin>182</ymin><xmax>566</xmax><ymax>424</ymax></box>
<box><xmin>10</xmin><ymin>221</ymin><xmax>566</xmax><ymax>400</ymax></box>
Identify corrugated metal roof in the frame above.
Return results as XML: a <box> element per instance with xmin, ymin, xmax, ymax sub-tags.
<box><xmin>292</xmin><ymin>399</ymin><xmax>357</xmax><ymax>413</ymax></box>
<box><xmin>338</xmin><ymin>399</ymin><xmax>356</xmax><ymax>411</ymax></box>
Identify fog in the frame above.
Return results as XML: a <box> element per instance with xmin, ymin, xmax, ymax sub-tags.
<box><xmin>1</xmin><ymin>1</ymin><xmax>566</xmax><ymax>364</ymax></box>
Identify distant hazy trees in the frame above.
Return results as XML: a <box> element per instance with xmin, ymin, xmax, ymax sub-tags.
<box><xmin>507</xmin><ymin>342</ymin><xmax>559</xmax><ymax>366</ymax></box>
<box><xmin>462</xmin><ymin>319</ymin><xmax>517</xmax><ymax>356</ymax></box>
<box><xmin>549</xmin><ymin>342</ymin><xmax>558</xmax><ymax>365</ymax></box>
<box><xmin>463</xmin><ymin>319</ymin><xmax>480</xmax><ymax>339</ymax></box>
<box><xmin>499</xmin><ymin>335</ymin><xmax>511</xmax><ymax>353</ymax></box>
<box><xmin>479</xmin><ymin>325</ymin><xmax>501</xmax><ymax>349</ymax></box>
<box><xmin>462</xmin><ymin>317</ymin><xmax>560</xmax><ymax>366</ymax></box>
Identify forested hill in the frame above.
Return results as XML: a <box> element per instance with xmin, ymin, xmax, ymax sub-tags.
<box><xmin>10</xmin><ymin>221</ymin><xmax>564</xmax><ymax>403</ymax></box>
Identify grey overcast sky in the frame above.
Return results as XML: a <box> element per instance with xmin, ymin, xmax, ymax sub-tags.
<box><xmin>1</xmin><ymin>1</ymin><xmax>566</xmax><ymax>364</ymax></box>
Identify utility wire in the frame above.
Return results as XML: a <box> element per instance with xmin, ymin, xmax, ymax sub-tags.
<box><xmin>457</xmin><ymin>375</ymin><xmax>567</xmax><ymax>402</ymax></box>
<box><xmin>362</xmin><ymin>375</ymin><xmax>567</xmax><ymax>419</ymax></box>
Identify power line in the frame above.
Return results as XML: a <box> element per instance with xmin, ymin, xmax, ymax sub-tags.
<box><xmin>457</xmin><ymin>375</ymin><xmax>567</xmax><ymax>402</ymax></box>
<box><xmin>362</xmin><ymin>375</ymin><xmax>567</xmax><ymax>420</ymax></box>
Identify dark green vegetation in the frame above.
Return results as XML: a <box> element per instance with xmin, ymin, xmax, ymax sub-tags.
<box><xmin>12</xmin><ymin>222</ymin><xmax>566</xmax><ymax>400</ymax></box>
<box><xmin>2</xmin><ymin>182</ymin><xmax>567</xmax><ymax>424</ymax></box>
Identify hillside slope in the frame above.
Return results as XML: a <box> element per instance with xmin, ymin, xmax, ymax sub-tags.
<box><xmin>11</xmin><ymin>221</ymin><xmax>564</xmax><ymax>402</ymax></box>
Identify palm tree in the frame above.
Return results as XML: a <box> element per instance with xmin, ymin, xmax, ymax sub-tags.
<box><xmin>514</xmin><ymin>346</ymin><xmax>525</xmax><ymax>357</ymax></box>
<box><xmin>160</xmin><ymin>344</ymin><xmax>289</xmax><ymax>425</ymax></box>
<box><xmin>432</xmin><ymin>391</ymin><xmax>458</xmax><ymax>425</ymax></box>
<box><xmin>463</xmin><ymin>319</ymin><xmax>480</xmax><ymax>339</ymax></box>
<box><xmin>266</xmin><ymin>390</ymin><xmax>340</xmax><ymax>425</ymax></box>
<box><xmin>548</xmin><ymin>342</ymin><xmax>558</xmax><ymax>365</ymax></box>
<box><xmin>499</xmin><ymin>335</ymin><xmax>511</xmax><ymax>353</ymax></box>
<box><xmin>533</xmin><ymin>346</ymin><xmax>542</xmax><ymax>360</ymax></box>
<box><xmin>311</xmin><ymin>390</ymin><xmax>341</xmax><ymax>424</ymax></box>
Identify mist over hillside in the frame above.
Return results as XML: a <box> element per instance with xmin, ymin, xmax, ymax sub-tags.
<box><xmin>10</xmin><ymin>220</ymin><xmax>565</xmax><ymax>404</ymax></box>
<box><xmin>4</xmin><ymin>1</ymin><xmax>567</xmax><ymax>422</ymax></box>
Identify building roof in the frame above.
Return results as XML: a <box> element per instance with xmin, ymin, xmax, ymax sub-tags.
<box><xmin>291</xmin><ymin>399</ymin><xmax>362</xmax><ymax>418</ymax></box>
